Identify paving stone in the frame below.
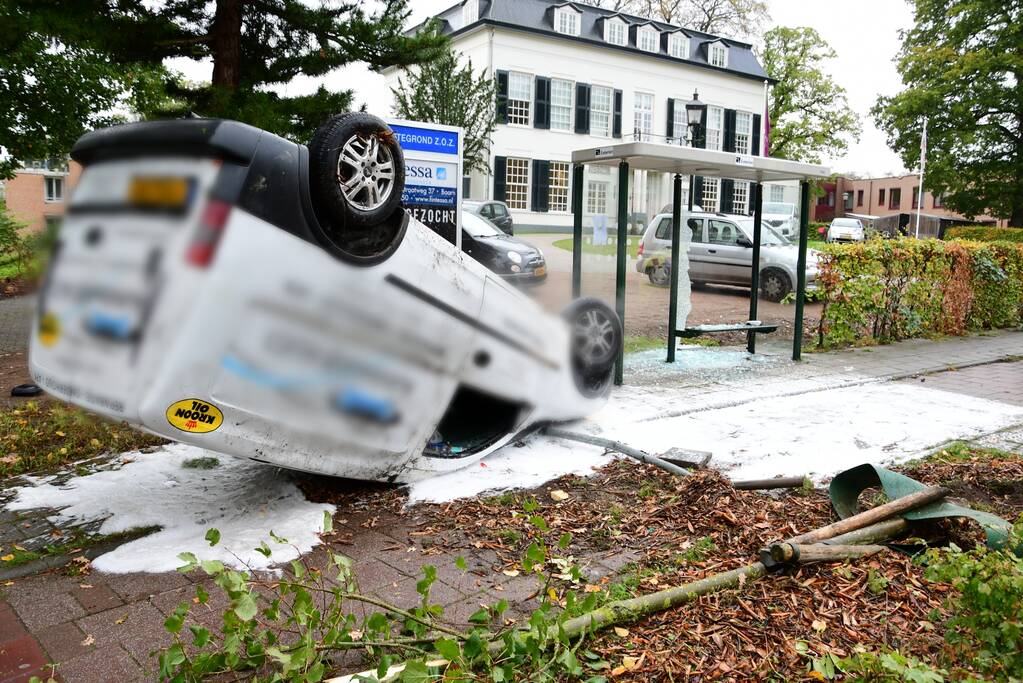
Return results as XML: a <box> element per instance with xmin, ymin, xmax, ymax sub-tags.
<box><xmin>353</xmin><ymin>559</ymin><xmax>409</xmax><ymax>592</ymax></box>
<box><xmin>8</xmin><ymin>588</ymin><xmax>84</xmax><ymax>632</ymax></box>
<box><xmin>34</xmin><ymin>621</ymin><xmax>93</xmax><ymax>663</ymax></box>
<box><xmin>70</xmin><ymin>582</ymin><xmax>123</xmax><ymax>615</ymax></box>
<box><xmin>57</xmin><ymin>646</ymin><xmax>145</xmax><ymax>683</ymax></box>
<box><xmin>74</xmin><ymin>600</ymin><xmax>170</xmax><ymax>656</ymax></box>
<box><xmin>0</xmin><ymin>635</ymin><xmax>50</xmax><ymax>682</ymax></box>
<box><xmin>0</xmin><ymin>606</ymin><xmax>26</xmax><ymax>646</ymax></box>
<box><xmin>104</xmin><ymin>570</ymin><xmax>191</xmax><ymax>602</ymax></box>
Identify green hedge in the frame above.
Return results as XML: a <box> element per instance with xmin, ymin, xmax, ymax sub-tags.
<box><xmin>945</xmin><ymin>226</ymin><xmax>1023</xmax><ymax>243</ymax></box>
<box><xmin>814</xmin><ymin>238</ymin><xmax>1023</xmax><ymax>348</ymax></box>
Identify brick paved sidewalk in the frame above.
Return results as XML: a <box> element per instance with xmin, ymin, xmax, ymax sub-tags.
<box><xmin>0</xmin><ymin>330</ymin><xmax>1020</xmax><ymax>681</ymax></box>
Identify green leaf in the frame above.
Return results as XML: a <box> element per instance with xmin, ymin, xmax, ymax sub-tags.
<box><xmin>399</xmin><ymin>660</ymin><xmax>431</xmax><ymax>682</ymax></box>
<box><xmin>454</xmin><ymin>555</ymin><xmax>467</xmax><ymax>571</ymax></box>
<box><xmin>434</xmin><ymin>637</ymin><xmax>461</xmax><ymax>661</ymax></box>
<box><xmin>558</xmin><ymin>532</ymin><xmax>573</xmax><ymax>549</ymax></box>
<box><xmin>189</xmin><ymin>624</ymin><xmax>211</xmax><ymax>648</ymax></box>
<box><xmin>204</xmin><ymin>528</ymin><xmax>220</xmax><ymax>547</ymax></box>
<box><xmin>233</xmin><ymin>592</ymin><xmax>258</xmax><ymax>621</ymax></box>
<box><xmin>322</xmin><ymin>510</ymin><xmax>333</xmax><ymax>534</ymax></box>
<box><xmin>468</xmin><ymin>607</ymin><xmax>491</xmax><ymax>624</ymax></box>
<box><xmin>200</xmin><ymin>559</ymin><xmax>225</xmax><ymax>575</ymax></box>
<box><xmin>528</xmin><ymin>515</ymin><xmax>549</xmax><ymax>532</ymax></box>
<box><xmin>163</xmin><ymin>603</ymin><xmax>188</xmax><ymax>633</ymax></box>
<box><xmin>254</xmin><ymin>541</ymin><xmax>272</xmax><ymax>558</ymax></box>
<box><xmin>176</xmin><ymin>552</ymin><xmax>198</xmax><ymax>572</ymax></box>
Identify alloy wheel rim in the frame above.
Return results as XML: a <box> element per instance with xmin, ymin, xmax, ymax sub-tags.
<box><xmin>574</xmin><ymin>309</ymin><xmax>615</xmax><ymax>364</ymax></box>
<box><xmin>337</xmin><ymin>133</ymin><xmax>395</xmax><ymax>211</ymax></box>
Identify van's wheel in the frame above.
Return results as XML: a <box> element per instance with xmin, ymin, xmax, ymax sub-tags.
<box><xmin>760</xmin><ymin>268</ymin><xmax>792</xmax><ymax>302</ymax></box>
<box><xmin>309</xmin><ymin>112</ymin><xmax>406</xmax><ymax>262</ymax></box>
<box><xmin>647</xmin><ymin>263</ymin><xmax>670</xmax><ymax>287</ymax></box>
<box><xmin>562</xmin><ymin>298</ymin><xmax>622</xmax><ymax>396</ymax></box>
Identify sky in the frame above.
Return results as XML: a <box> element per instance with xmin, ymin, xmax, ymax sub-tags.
<box><xmin>167</xmin><ymin>0</ymin><xmax>916</xmax><ymax>177</ymax></box>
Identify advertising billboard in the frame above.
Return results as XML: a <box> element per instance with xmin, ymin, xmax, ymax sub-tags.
<box><xmin>388</xmin><ymin>119</ymin><xmax>464</xmax><ymax>248</ymax></box>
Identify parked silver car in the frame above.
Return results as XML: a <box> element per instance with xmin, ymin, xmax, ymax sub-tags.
<box><xmin>463</xmin><ymin>200</ymin><xmax>514</xmax><ymax>235</ymax></box>
<box><xmin>635</xmin><ymin>211</ymin><xmax>819</xmax><ymax>301</ymax></box>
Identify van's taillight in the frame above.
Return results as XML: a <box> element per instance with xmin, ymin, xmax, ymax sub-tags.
<box><xmin>187</xmin><ymin>199</ymin><xmax>231</xmax><ymax>267</ymax></box>
<box><xmin>637</xmin><ymin>241</ymin><xmax>644</xmax><ymax>256</ymax></box>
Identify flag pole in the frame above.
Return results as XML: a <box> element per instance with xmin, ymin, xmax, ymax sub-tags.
<box><xmin>915</xmin><ymin>116</ymin><xmax>927</xmax><ymax>238</ymax></box>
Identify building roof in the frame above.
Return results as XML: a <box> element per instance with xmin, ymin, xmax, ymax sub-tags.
<box><xmin>417</xmin><ymin>0</ymin><xmax>773</xmax><ymax>83</ymax></box>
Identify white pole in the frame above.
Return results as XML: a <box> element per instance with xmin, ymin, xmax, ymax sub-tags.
<box><xmin>915</xmin><ymin>116</ymin><xmax>927</xmax><ymax>238</ymax></box>
<box><xmin>762</xmin><ymin>80</ymin><xmax>769</xmax><ymax>156</ymax></box>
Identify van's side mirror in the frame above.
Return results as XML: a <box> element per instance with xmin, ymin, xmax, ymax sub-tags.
<box><xmin>736</xmin><ymin>236</ymin><xmax>753</xmax><ymax>248</ymax></box>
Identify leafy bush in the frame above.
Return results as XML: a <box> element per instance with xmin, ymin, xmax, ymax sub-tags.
<box><xmin>921</xmin><ymin>521</ymin><xmax>1023</xmax><ymax>680</ymax></box>
<box><xmin>0</xmin><ymin>200</ymin><xmax>32</xmax><ymax>280</ymax></box>
<box><xmin>945</xmin><ymin>226</ymin><xmax>1023</xmax><ymax>243</ymax></box>
<box><xmin>814</xmin><ymin>238</ymin><xmax>1023</xmax><ymax>348</ymax></box>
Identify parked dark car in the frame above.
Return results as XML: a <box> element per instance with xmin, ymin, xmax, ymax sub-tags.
<box><xmin>464</xmin><ymin>199</ymin><xmax>514</xmax><ymax>235</ymax></box>
<box><xmin>461</xmin><ymin>212</ymin><xmax>546</xmax><ymax>284</ymax></box>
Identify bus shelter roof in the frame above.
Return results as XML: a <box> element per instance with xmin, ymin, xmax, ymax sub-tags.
<box><xmin>571</xmin><ymin>141</ymin><xmax>831</xmax><ymax>183</ymax></box>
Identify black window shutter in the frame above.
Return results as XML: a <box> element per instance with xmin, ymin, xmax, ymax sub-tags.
<box><xmin>534</xmin><ymin>77</ymin><xmax>551</xmax><ymax>130</ymax></box>
<box><xmin>723</xmin><ymin>109</ymin><xmax>737</xmax><ymax>153</ymax></box>
<box><xmin>666</xmin><ymin>98</ymin><xmax>675</xmax><ymax>140</ymax></box>
<box><xmin>496</xmin><ymin>71</ymin><xmax>509</xmax><ymax>124</ymax></box>
<box><xmin>694</xmin><ymin>176</ymin><xmax>704</xmax><ymax>206</ymax></box>
<box><xmin>692</xmin><ymin>121</ymin><xmax>705</xmax><ymax>149</ymax></box>
<box><xmin>494</xmin><ymin>156</ymin><xmax>507</xmax><ymax>202</ymax></box>
<box><xmin>752</xmin><ymin>113</ymin><xmax>762</xmax><ymax>156</ymax></box>
<box><xmin>720</xmin><ymin>179</ymin><xmax>735</xmax><ymax>213</ymax></box>
<box><xmin>575</xmin><ymin>84</ymin><xmax>591</xmax><ymax>134</ymax></box>
<box><xmin>532</xmin><ymin>160</ymin><xmax>551</xmax><ymax>212</ymax></box>
<box><xmin>613</xmin><ymin>89</ymin><xmax>623</xmax><ymax>138</ymax></box>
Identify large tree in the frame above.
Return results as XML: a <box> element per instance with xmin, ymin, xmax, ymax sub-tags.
<box><xmin>392</xmin><ymin>48</ymin><xmax>496</xmax><ymax>174</ymax></box>
<box><xmin>0</xmin><ymin>0</ymin><xmax>446</xmax><ymax>176</ymax></box>
<box><xmin>873</xmin><ymin>0</ymin><xmax>1023</xmax><ymax>225</ymax></box>
<box><xmin>578</xmin><ymin>0</ymin><xmax>768</xmax><ymax>40</ymax></box>
<box><xmin>761</xmin><ymin>27</ymin><xmax>861</xmax><ymax>163</ymax></box>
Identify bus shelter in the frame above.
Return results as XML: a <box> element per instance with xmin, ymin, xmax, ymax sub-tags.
<box><xmin>569</xmin><ymin>141</ymin><xmax>831</xmax><ymax>385</ymax></box>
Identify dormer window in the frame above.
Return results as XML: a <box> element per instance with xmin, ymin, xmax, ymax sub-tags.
<box><xmin>709</xmin><ymin>42</ymin><xmax>728</xmax><ymax>67</ymax></box>
<box><xmin>637</xmin><ymin>27</ymin><xmax>659</xmax><ymax>52</ymax></box>
<box><xmin>668</xmin><ymin>33</ymin><xmax>689</xmax><ymax>59</ymax></box>
<box><xmin>461</xmin><ymin>0</ymin><xmax>478</xmax><ymax>26</ymax></box>
<box><xmin>605</xmin><ymin>18</ymin><xmax>626</xmax><ymax>46</ymax></box>
<box><xmin>555</xmin><ymin>6</ymin><xmax>581</xmax><ymax>36</ymax></box>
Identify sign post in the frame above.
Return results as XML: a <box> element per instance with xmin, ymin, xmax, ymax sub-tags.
<box><xmin>387</xmin><ymin>119</ymin><xmax>464</xmax><ymax>249</ymax></box>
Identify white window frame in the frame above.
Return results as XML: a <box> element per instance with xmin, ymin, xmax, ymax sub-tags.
<box><xmin>586</xmin><ymin>180</ymin><xmax>609</xmax><ymax>215</ymax></box>
<box><xmin>605</xmin><ymin>19</ymin><xmax>627</xmax><ymax>46</ymax></box>
<box><xmin>732</xmin><ymin>180</ymin><xmax>749</xmax><ymax>215</ymax></box>
<box><xmin>709</xmin><ymin>43</ymin><xmax>728</xmax><ymax>68</ymax></box>
<box><xmin>461</xmin><ymin>0</ymin><xmax>478</xmax><ymax>26</ymax></box>
<box><xmin>705</xmin><ymin>105</ymin><xmax>723</xmax><ymax>151</ymax></box>
<box><xmin>505</xmin><ymin>158</ymin><xmax>530</xmax><ymax>210</ymax></box>
<box><xmin>637</xmin><ymin>28</ymin><xmax>658</xmax><ymax>52</ymax></box>
<box><xmin>770</xmin><ymin>185</ymin><xmax>785</xmax><ymax>203</ymax></box>
<box><xmin>555</xmin><ymin>7</ymin><xmax>581</xmax><ymax>36</ymax></box>
<box><xmin>668</xmin><ymin>34</ymin><xmax>689</xmax><ymax>59</ymax></box>
<box><xmin>633</xmin><ymin>91</ymin><xmax>653</xmax><ymax>142</ymax></box>
<box><xmin>734</xmin><ymin>111</ymin><xmax>753</xmax><ymax>155</ymax></box>
<box><xmin>44</xmin><ymin>176</ymin><xmax>64</xmax><ymax>203</ymax></box>
<box><xmin>590</xmin><ymin>85</ymin><xmax>612</xmax><ymax>138</ymax></box>
<box><xmin>507</xmin><ymin>71</ymin><xmax>532</xmax><ymax>126</ymax></box>
<box><xmin>701</xmin><ymin>178</ymin><xmax>720</xmax><ymax>213</ymax></box>
<box><xmin>548</xmin><ymin>161</ymin><xmax>571</xmax><ymax>213</ymax></box>
<box><xmin>672</xmin><ymin>99</ymin><xmax>688</xmax><ymax>145</ymax></box>
<box><xmin>550</xmin><ymin>79</ymin><xmax>574</xmax><ymax>132</ymax></box>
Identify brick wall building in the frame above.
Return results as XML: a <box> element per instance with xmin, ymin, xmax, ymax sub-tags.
<box><xmin>810</xmin><ymin>173</ymin><xmax>1006</xmax><ymax>226</ymax></box>
<box><xmin>0</xmin><ymin>160</ymin><xmax>82</xmax><ymax>234</ymax></box>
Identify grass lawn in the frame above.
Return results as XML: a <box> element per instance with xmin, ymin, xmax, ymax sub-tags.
<box><xmin>551</xmin><ymin>236</ymin><xmax>641</xmax><ymax>259</ymax></box>
<box><xmin>0</xmin><ymin>400</ymin><xmax>166</xmax><ymax>478</ymax></box>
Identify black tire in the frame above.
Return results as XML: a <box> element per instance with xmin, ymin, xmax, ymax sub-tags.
<box><xmin>760</xmin><ymin>268</ymin><xmax>792</xmax><ymax>302</ymax></box>
<box><xmin>309</xmin><ymin>112</ymin><xmax>405</xmax><ymax>230</ymax></box>
<box><xmin>561</xmin><ymin>298</ymin><xmax>622</xmax><ymax>399</ymax></box>
<box><xmin>647</xmin><ymin>263</ymin><xmax>670</xmax><ymax>287</ymax></box>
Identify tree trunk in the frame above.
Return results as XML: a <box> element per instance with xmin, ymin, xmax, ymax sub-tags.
<box><xmin>211</xmin><ymin>0</ymin><xmax>242</xmax><ymax>88</ymax></box>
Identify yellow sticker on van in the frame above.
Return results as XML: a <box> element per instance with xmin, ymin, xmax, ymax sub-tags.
<box><xmin>39</xmin><ymin>313</ymin><xmax>60</xmax><ymax>347</ymax></box>
<box><xmin>166</xmin><ymin>399</ymin><xmax>223</xmax><ymax>434</ymax></box>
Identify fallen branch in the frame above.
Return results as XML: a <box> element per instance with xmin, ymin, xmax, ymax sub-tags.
<box><xmin>770</xmin><ymin>543</ymin><xmax>887</xmax><ymax>564</ymax></box>
<box><xmin>733</xmin><ymin>476</ymin><xmax>807</xmax><ymax>490</ymax></box>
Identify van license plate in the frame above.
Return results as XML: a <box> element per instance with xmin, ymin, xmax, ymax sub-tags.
<box><xmin>129</xmin><ymin>177</ymin><xmax>192</xmax><ymax>209</ymax></box>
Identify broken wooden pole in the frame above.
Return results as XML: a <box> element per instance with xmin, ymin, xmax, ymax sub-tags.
<box><xmin>770</xmin><ymin>543</ymin><xmax>886</xmax><ymax>564</ymax></box>
<box><xmin>543</xmin><ymin>426</ymin><xmax>691</xmax><ymax>477</ymax></box>
<box><xmin>823</xmin><ymin>518</ymin><xmax>910</xmax><ymax>546</ymax></box>
<box><xmin>786</xmin><ymin>486</ymin><xmax>948</xmax><ymax>545</ymax></box>
<box><xmin>732</xmin><ymin>476</ymin><xmax>807</xmax><ymax>490</ymax></box>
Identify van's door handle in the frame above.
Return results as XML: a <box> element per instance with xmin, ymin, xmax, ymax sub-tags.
<box><xmin>708</xmin><ymin>249</ymin><xmax>717</xmax><ymax>254</ymax></box>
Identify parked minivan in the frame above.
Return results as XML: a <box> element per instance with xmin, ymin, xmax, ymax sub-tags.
<box><xmin>635</xmin><ymin>211</ymin><xmax>819</xmax><ymax>301</ymax></box>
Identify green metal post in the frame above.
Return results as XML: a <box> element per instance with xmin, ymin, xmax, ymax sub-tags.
<box><xmin>747</xmin><ymin>182</ymin><xmax>763</xmax><ymax>354</ymax></box>
<box><xmin>793</xmin><ymin>180</ymin><xmax>810</xmax><ymax>361</ymax></box>
<box><xmin>571</xmin><ymin>164</ymin><xmax>584</xmax><ymax>299</ymax></box>
<box><xmin>614</xmin><ymin>161</ymin><xmax>629</xmax><ymax>385</ymax></box>
<box><xmin>666</xmin><ymin>174</ymin><xmax>683</xmax><ymax>363</ymax></box>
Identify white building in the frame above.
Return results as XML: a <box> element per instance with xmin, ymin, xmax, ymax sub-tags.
<box><xmin>384</xmin><ymin>0</ymin><xmax>779</xmax><ymax>231</ymax></box>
